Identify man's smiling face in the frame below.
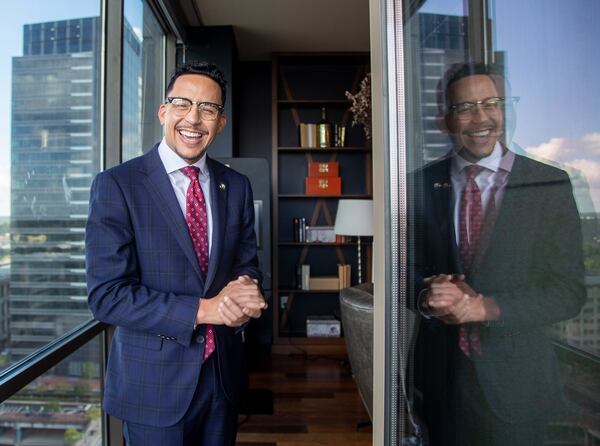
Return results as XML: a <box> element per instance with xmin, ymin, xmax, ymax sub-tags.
<box><xmin>158</xmin><ymin>74</ymin><xmax>226</xmax><ymax>164</ymax></box>
<box><xmin>445</xmin><ymin>74</ymin><xmax>504</xmax><ymax>162</ymax></box>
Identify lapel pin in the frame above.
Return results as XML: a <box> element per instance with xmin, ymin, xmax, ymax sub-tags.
<box><xmin>219</xmin><ymin>183</ymin><xmax>226</xmax><ymax>190</ymax></box>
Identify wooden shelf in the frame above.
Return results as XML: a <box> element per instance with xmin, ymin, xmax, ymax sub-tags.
<box><xmin>279</xmin><ymin>242</ymin><xmax>359</xmax><ymax>246</ymax></box>
<box><xmin>278</xmin><ymin>146</ymin><xmax>369</xmax><ymax>152</ymax></box>
<box><xmin>272</xmin><ymin>52</ymin><xmax>371</xmax><ymax>350</ymax></box>
<box><xmin>278</xmin><ymin>99</ymin><xmax>350</xmax><ymax>106</ymax></box>
<box><xmin>274</xmin><ymin>336</ymin><xmax>345</xmax><ymax>346</ymax></box>
<box><xmin>279</xmin><ymin>194</ymin><xmax>372</xmax><ymax>199</ymax></box>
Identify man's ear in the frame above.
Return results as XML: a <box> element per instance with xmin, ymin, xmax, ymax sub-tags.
<box><xmin>157</xmin><ymin>104</ymin><xmax>167</xmax><ymax>125</ymax></box>
<box><xmin>217</xmin><ymin>114</ymin><xmax>227</xmax><ymax>133</ymax></box>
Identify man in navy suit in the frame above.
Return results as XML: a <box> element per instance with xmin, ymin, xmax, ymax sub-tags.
<box><xmin>85</xmin><ymin>62</ymin><xmax>267</xmax><ymax>445</ymax></box>
<box><xmin>412</xmin><ymin>63</ymin><xmax>585</xmax><ymax>445</ymax></box>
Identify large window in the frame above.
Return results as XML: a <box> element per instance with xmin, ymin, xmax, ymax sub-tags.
<box><xmin>121</xmin><ymin>0</ymin><xmax>165</xmax><ymax>161</ymax></box>
<box><xmin>0</xmin><ymin>1</ymin><xmax>101</xmax><ymax>371</ymax></box>
<box><xmin>0</xmin><ymin>334</ymin><xmax>102</xmax><ymax>446</ymax></box>
<box><xmin>377</xmin><ymin>0</ymin><xmax>600</xmax><ymax>443</ymax></box>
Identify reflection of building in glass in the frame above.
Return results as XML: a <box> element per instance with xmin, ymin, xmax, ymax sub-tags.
<box><xmin>553</xmin><ymin>214</ymin><xmax>600</xmax><ymax>356</ymax></box>
<box><xmin>8</xmin><ymin>17</ymin><xmax>141</xmax><ymax>366</ymax></box>
<box><xmin>122</xmin><ymin>19</ymin><xmax>143</xmax><ymax>161</ymax></box>
<box><xmin>413</xmin><ymin>13</ymin><xmax>468</xmax><ymax>163</ymax></box>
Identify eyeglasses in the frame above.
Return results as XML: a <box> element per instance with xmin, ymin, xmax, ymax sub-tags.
<box><xmin>165</xmin><ymin>97</ymin><xmax>224</xmax><ymax>120</ymax></box>
<box><xmin>449</xmin><ymin>96</ymin><xmax>520</xmax><ymax>119</ymax></box>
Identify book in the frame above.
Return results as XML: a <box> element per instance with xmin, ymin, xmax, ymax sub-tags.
<box><xmin>299</xmin><ymin>123</ymin><xmax>317</xmax><ymax>147</ymax></box>
<box><xmin>293</xmin><ymin>217</ymin><xmax>299</xmax><ymax>242</ymax></box>
<box><xmin>301</xmin><ymin>264</ymin><xmax>310</xmax><ymax>290</ymax></box>
<box><xmin>309</xmin><ymin>276</ymin><xmax>339</xmax><ymax>290</ymax></box>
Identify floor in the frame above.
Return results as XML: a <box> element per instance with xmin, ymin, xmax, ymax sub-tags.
<box><xmin>236</xmin><ymin>352</ymin><xmax>373</xmax><ymax>446</ymax></box>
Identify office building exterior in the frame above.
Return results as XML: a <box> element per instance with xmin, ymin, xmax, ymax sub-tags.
<box><xmin>8</xmin><ymin>16</ymin><xmax>141</xmax><ymax>366</ymax></box>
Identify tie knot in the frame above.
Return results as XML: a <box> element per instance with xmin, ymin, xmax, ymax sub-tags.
<box><xmin>181</xmin><ymin>166</ymin><xmax>200</xmax><ymax>181</ymax></box>
<box><xmin>464</xmin><ymin>164</ymin><xmax>483</xmax><ymax>181</ymax></box>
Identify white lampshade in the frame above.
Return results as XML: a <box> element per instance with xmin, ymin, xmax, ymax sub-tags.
<box><xmin>334</xmin><ymin>199</ymin><xmax>373</xmax><ymax>236</ymax></box>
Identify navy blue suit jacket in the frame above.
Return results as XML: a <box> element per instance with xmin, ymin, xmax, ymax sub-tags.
<box><xmin>85</xmin><ymin>145</ymin><xmax>261</xmax><ymax>427</ymax></box>
<box><xmin>411</xmin><ymin>153</ymin><xmax>585</xmax><ymax>426</ymax></box>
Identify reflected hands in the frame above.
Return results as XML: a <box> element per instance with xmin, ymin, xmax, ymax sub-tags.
<box><xmin>423</xmin><ymin>274</ymin><xmax>485</xmax><ymax>324</ymax></box>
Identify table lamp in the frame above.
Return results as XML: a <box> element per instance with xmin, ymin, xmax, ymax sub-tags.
<box><xmin>334</xmin><ymin>199</ymin><xmax>373</xmax><ymax>284</ymax></box>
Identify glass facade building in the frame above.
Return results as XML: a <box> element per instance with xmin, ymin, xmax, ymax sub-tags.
<box><xmin>9</xmin><ymin>17</ymin><xmax>101</xmax><ymax>363</ymax></box>
<box><xmin>8</xmin><ymin>16</ymin><xmax>142</xmax><ymax>365</ymax></box>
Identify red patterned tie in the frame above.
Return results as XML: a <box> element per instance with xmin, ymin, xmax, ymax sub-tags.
<box><xmin>181</xmin><ymin>166</ymin><xmax>215</xmax><ymax>360</ymax></box>
<box><xmin>458</xmin><ymin>165</ymin><xmax>483</xmax><ymax>357</ymax></box>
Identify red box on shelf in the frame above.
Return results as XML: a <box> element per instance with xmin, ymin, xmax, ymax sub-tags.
<box><xmin>305</xmin><ymin>177</ymin><xmax>342</xmax><ymax>195</ymax></box>
<box><xmin>308</xmin><ymin>161</ymin><xmax>339</xmax><ymax>178</ymax></box>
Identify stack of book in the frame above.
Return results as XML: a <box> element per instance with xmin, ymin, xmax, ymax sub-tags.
<box><xmin>292</xmin><ymin>217</ymin><xmax>307</xmax><ymax>242</ymax></box>
<box><xmin>338</xmin><ymin>264</ymin><xmax>352</xmax><ymax>289</ymax></box>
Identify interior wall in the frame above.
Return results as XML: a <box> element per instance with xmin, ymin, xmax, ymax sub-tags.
<box><xmin>238</xmin><ymin>61</ymin><xmax>272</xmax><ymax>164</ymax></box>
<box><xmin>238</xmin><ymin>60</ymin><xmax>273</xmax><ymax>348</ymax></box>
<box><xmin>185</xmin><ymin>26</ymin><xmax>237</xmax><ymax>158</ymax></box>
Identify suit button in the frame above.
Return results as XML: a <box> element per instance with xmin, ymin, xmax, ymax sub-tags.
<box><xmin>196</xmin><ymin>335</ymin><xmax>205</xmax><ymax>344</ymax></box>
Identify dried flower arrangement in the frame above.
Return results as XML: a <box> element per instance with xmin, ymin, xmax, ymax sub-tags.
<box><xmin>345</xmin><ymin>72</ymin><xmax>372</xmax><ymax>140</ymax></box>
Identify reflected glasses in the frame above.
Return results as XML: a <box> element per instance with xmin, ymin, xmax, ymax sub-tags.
<box><xmin>165</xmin><ymin>97</ymin><xmax>224</xmax><ymax>120</ymax></box>
<box><xmin>449</xmin><ymin>96</ymin><xmax>520</xmax><ymax>120</ymax></box>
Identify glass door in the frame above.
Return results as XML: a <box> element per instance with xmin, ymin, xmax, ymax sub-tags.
<box><xmin>375</xmin><ymin>0</ymin><xmax>600</xmax><ymax>444</ymax></box>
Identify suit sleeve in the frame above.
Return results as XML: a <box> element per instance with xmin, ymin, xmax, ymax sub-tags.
<box><xmin>491</xmin><ymin>171</ymin><xmax>586</xmax><ymax>331</ymax></box>
<box><xmin>85</xmin><ymin>171</ymin><xmax>198</xmax><ymax>347</ymax></box>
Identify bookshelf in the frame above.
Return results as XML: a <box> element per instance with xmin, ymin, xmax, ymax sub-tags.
<box><xmin>271</xmin><ymin>52</ymin><xmax>371</xmax><ymax>355</ymax></box>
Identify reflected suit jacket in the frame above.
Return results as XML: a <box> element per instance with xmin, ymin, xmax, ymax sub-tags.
<box><xmin>412</xmin><ymin>153</ymin><xmax>585</xmax><ymax>423</ymax></box>
<box><xmin>85</xmin><ymin>145</ymin><xmax>261</xmax><ymax>427</ymax></box>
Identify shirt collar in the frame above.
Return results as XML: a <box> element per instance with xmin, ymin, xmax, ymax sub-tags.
<box><xmin>158</xmin><ymin>138</ymin><xmax>209</xmax><ymax>178</ymax></box>
<box><xmin>451</xmin><ymin>142</ymin><xmax>515</xmax><ymax>175</ymax></box>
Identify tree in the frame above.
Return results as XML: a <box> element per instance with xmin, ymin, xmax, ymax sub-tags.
<box><xmin>64</xmin><ymin>428</ymin><xmax>82</xmax><ymax>446</ymax></box>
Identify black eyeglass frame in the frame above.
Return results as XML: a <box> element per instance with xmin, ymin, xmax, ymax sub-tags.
<box><xmin>448</xmin><ymin>96</ymin><xmax>520</xmax><ymax>115</ymax></box>
<box><xmin>164</xmin><ymin>96</ymin><xmax>224</xmax><ymax>119</ymax></box>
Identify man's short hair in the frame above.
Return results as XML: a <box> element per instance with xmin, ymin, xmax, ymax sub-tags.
<box><xmin>440</xmin><ymin>62</ymin><xmax>509</xmax><ymax>112</ymax></box>
<box><xmin>166</xmin><ymin>62</ymin><xmax>227</xmax><ymax>106</ymax></box>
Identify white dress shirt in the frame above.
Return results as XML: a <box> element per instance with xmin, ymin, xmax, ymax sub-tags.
<box><xmin>450</xmin><ymin>143</ymin><xmax>515</xmax><ymax>245</ymax></box>
<box><xmin>158</xmin><ymin>138</ymin><xmax>213</xmax><ymax>255</ymax></box>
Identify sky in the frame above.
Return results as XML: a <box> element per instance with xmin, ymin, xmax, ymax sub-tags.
<box><xmin>0</xmin><ymin>1</ymin><xmax>598</xmax><ymax>214</ymax></box>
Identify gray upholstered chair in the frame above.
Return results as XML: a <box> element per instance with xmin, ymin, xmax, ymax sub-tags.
<box><xmin>340</xmin><ymin>282</ymin><xmax>374</xmax><ymax>420</ymax></box>
<box><xmin>340</xmin><ymin>283</ymin><xmax>418</xmax><ymax>425</ymax></box>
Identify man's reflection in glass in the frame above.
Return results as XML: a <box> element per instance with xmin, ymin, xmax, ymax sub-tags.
<box><xmin>412</xmin><ymin>62</ymin><xmax>586</xmax><ymax>445</ymax></box>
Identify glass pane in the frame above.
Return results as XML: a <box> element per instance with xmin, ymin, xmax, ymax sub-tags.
<box><xmin>0</xmin><ymin>335</ymin><xmax>103</xmax><ymax>445</ymax></box>
<box><xmin>0</xmin><ymin>1</ymin><xmax>100</xmax><ymax>370</ymax></box>
<box><xmin>122</xmin><ymin>0</ymin><xmax>165</xmax><ymax>161</ymax></box>
<box><xmin>400</xmin><ymin>0</ymin><xmax>600</xmax><ymax>444</ymax></box>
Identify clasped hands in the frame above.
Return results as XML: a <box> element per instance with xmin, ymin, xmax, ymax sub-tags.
<box><xmin>196</xmin><ymin>275</ymin><xmax>267</xmax><ymax>327</ymax></box>
<box><xmin>422</xmin><ymin>274</ymin><xmax>487</xmax><ymax>324</ymax></box>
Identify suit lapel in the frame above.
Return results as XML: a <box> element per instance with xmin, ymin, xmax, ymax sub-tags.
<box><xmin>139</xmin><ymin>147</ymin><xmax>204</xmax><ymax>283</ymax></box>
<box><xmin>205</xmin><ymin>157</ymin><xmax>229</xmax><ymax>291</ymax></box>
<box><xmin>427</xmin><ymin>158</ymin><xmax>461</xmax><ymax>272</ymax></box>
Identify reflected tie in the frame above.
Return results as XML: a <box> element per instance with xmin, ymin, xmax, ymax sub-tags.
<box><xmin>458</xmin><ymin>165</ymin><xmax>483</xmax><ymax>357</ymax></box>
<box><xmin>181</xmin><ymin>166</ymin><xmax>215</xmax><ymax>361</ymax></box>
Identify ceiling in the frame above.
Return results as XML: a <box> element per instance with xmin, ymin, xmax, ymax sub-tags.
<box><xmin>175</xmin><ymin>0</ymin><xmax>371</xmax><ymax>61</ymax></box>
